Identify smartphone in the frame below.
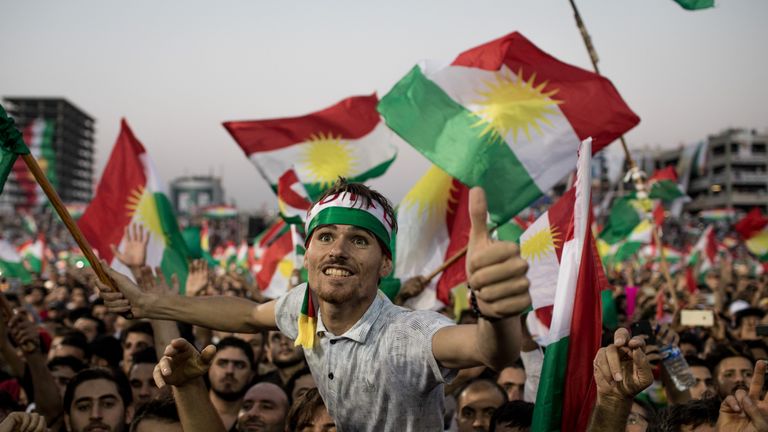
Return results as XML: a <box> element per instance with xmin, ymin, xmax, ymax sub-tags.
<box><xmin>680</xmin><ymin>309</ymin><xmax>714</xmax><ymax>327</ymax></box>
<box><xmin>631</xmin><ymin>320</ymin><xmax>656</xmax><ymax>345</ymax></box>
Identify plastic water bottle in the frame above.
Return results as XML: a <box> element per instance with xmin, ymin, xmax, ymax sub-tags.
<box><xmin>660</xmin><ymin>345</ymin><xmax>696</xmax><ymax>391</ymax></box>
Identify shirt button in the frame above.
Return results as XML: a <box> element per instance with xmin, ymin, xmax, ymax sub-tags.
<box><xmin>330</xmin><ymin>339</ymin><xmax>337</xmax><ymax>345</ymax></box>
<box><xmin>328</xmin><ymin>373</ymin><xmax>334</xmax><ymax>380</ymax></box>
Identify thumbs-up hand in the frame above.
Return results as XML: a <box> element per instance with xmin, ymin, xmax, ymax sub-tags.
<box><xmin>466</xmin><ymin>187</ymin><xmax>531</xmax><ymax>320</ymax></box>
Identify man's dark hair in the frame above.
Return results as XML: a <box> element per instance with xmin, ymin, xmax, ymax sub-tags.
<box><xmin>131</xmin><ymin>347</ymin><xmax>158</xmax><ymax>367</ymax></box>
<box><xmin>489</xmin><ymin>400</ymin><xmax>534</xmax><ymax>432</ymax></box>
<box><xmin>70</xmin><ymin>310</ymin><xmax>107</xmax><ymax>336</ymax></box>
<box><xmin>285</xmin><ymin>367</ymin><xmax>312</xmax><ymax>404</ymax></box>
<box><xmin>685</xmin><ymin>355</ymin><xmax>710</xmax><ymax>371</ymax></box>
<box><xmin>456</xmin><ymin>378</ymin><xmax>508</xmax><ymax>407</ymax></box>
<box><xmin>706</xmin><ymin>342</ymin><xmax>755</xmax><ymax>374</ymax></box>
<box><xmin>63</xmin><ymin>367</ymin><xmax>132</xmax><ymax>414</ymax></box>
<box><xmin>128</xmin><ymin>395</ymin><xmax>179</xmax><ymax>432</ymax></box>
<box><xmin>310</xmin><ymin>178</ymin><xmax>397</xmax><ymax>255</ymax></box>
<box><xmin>56</xmin><ymin>329</ymin><xmax>89</xmax><ymax>358</ymax></box>
<box><xmin>678</xmin><ymin>330</ymin><xmax>704</xmax><ymax>354</ymax></box>
<box><xmin>657</xmin><ymin>397</ymin><xmax>720</xmax><ymax>431</ymax></box>
<box><xmin>89</xmin><ymin>335</ymin><xmax>123</xmax><ymax>369</ymax></box>
<box><xmin>120</xmin><ymin>321</ymin><xmax>154</xmax><ymax>345</ymax></box>
<box><xmin>47</xmin><ymin>355</ymin><xmax>86</xmax><ymax>374</ymax></box>
<box><xmin>286</xmin><ymin>387</ymin><xmax>329</xmax><ymax>432</ymax></box>
<box><xmin>215</xmin><ymin>336</ymin><xmax>255</xmax><ymax>370</ymax></box>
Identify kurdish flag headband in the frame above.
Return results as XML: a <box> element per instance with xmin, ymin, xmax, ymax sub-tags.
<box><xmin>295</xmin><ymin>191</ymin><xmax>396</xmax><ymax>349</ymax></box>
<box><xmin>304</xmin><ymin>192</ymin><xmax>395</xmax><ymax>255</ymax></box>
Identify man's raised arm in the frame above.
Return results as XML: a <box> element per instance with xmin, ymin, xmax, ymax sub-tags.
<box><xmin>432</xmin><ymin>188</ymin><xmax>529</xmax><ymax>371</ymax></box>
<box><xmin>98</xmin><ymin>265</ymin><xmax>278</xmax><ymax>333</ymax></box>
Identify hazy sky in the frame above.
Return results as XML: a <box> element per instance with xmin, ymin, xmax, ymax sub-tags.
<box><xmin>2</xmin><ymin>0</ymin><xmax>767</xmax><ymax>212</ymax></box>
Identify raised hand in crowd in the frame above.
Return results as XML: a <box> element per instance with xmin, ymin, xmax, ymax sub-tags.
<box><xmin>717</xmin><ymin>360</ymin><xmax>768</xmax><ymax>431</ymax></box>
<box><xmin>185</xmin><ymin>259</ymin><xmax>209</xmax><ymax>296</ymax></box>
<box><xmin>135</xmin><ymin>266</ymin><xmax>182</xmax><ymax>360</ymax></box>
<box><xmin>588</xmin><ymin>327</ymin><xmax>653</xmax><ymax>432</ymax></box>
<box><xmin>0</xmin><ymin>412</ymin><xmax>47</xmax><ymax>432</ymax></box>
<box><xmin>0</xmin><ymin>295</ymin><xmax>25</xmax><ymax>377</ymax></box>
<box><xmin>109</xmin><ymin>223</ymin><xmax>149</xmax><ymax>272</ymax></box>
<box><xmin>155</xmin><ymin>338</ymin><xmax>226</xmax><ymax>432</ymax></box>
<box><xmin>395</xmin><ymin>275</ymin><xmax>428</xmax><ymax>306</ymax></box>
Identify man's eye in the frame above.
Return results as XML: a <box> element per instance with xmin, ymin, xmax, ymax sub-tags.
<box><xmin>76</xmin><ymin>402</ymin><xmax>91</xmax><ymax>412</ymax></box>
<box><xmin>352</xmin><ymin>237</ymin><xmax>368</xmax><ymax>246</ymax></box>
<box><xmin>318</xmin><ymin>233</ymin><xmax>332</xmax><ymax>242</ymax></box>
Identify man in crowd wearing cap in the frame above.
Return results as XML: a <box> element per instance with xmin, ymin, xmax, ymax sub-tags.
<box><xmin>101</xmin><ymin>179</ymin><xmax>530</xmax><ymax>431</ymax></box>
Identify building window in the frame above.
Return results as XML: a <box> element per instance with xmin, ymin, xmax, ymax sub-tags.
<box><xmin>753</xmin><ymin>143</ymin><xmax>767</xmax><ymax>154</ymax></box>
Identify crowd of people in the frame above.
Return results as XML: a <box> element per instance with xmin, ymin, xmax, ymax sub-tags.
<box><xmin>1</xmin><ymin>179</ymin><xmax>768</xmax><ymax>432</ymax></box>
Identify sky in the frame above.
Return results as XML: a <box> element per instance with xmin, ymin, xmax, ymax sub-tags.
<box><xmin>2</xmin><ymin>0</ymin><xmax>767</xmax><ymax>212</ymax></box>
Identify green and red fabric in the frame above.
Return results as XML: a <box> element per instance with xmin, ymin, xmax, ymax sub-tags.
<box><xmin>394</xmin><ymin>165</ymin><xmax>470</xmax><ymax>310</ymax></box>
<box><xmin>674</xmin><ymin>0</ymin><xmax>714</xmax><ymax>10</ymax></box>
<box><xmin>256</xmin><ymin>228</ymin><xmax>295</xmax><ymax>299</ymax></box>
<box><xmin>224</xmin><ymin>94</ymin><xmax>398</xmax><ymax>200</ymax></box>
<box><xmin>202</xmin><ymin>205</ymin><xmax>237</xmax><ymax>219</ymax></box>
<box><xmin>79</xmin><ymin>119</ymin><xmax>189</xmax><ymax>290</ymax></box>
<box><xmin>648</xmin><ymin>166</ymin><xmax>686</xmax><ymax>203</ymax></box>
<box><xmin>735</xmin><ymin>208</ymin><xmax>768</xmax><ymax>262</ymax></box>
<box><xmin>0</xmin><ymin>105</ymin><xmax>31</xmax><ymax>195</ymax></box>
<box><xmin>599</xmin><ymin>194</ymin><xmax>652</xmax><ymax>245</ymax></box>
<box><xmin>18</xmin><ymin>235</ymin><xmax>44</xmax><ymax>274</ymax></box>
<box><xmin>0</xmin><ymin>239</ymin><xmax>32</xmax><ymax>283</ymax></box>
<box><xmin>687</xmin><ymin>225</ymin><xmax>717</xmax><ymax>282</ymax></box>
<box><xmin>11</xmin><ymin>118</ymin><xmax>56</xmax><ymax>208</ymax></box>
<box><xmin>378</xmin><ymin>31</ymin><xmax>639</xmax><ymax>223</ymax></box>
<box><xmin>699</xmin><ymin>208</ymin><xmax>735</xmax><ymax>221</ymax></box>
<box><xmin>531</xmin><ymin>138</ymin><xmax>605</xmax><ymax>431</ymax></box>
<box><xmin>277</xmin><ymin>168</ymin><xmax>313</xmax><ymax>225</ymax></box>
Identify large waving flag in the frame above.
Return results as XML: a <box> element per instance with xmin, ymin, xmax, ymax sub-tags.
<box><xmin>0</xmin><ymin>105</ymin><xmax>31</xmax><ymax>195</ymax></box>
<box><xmin>378</xmin><ymin>32</ymin><xmax>639</xmax><ymax>223</ymax></box>
<box><xmin>735</xmin><ymin>208</ymin><xmax>768</xmax><ymax>262</ymax></box>
<box><xmin>394</xmin><ymin>165</ymin><xmax>470</xmax><ymax>310</ymax></box>
<box><xmin>11</xmin><ymin>118</ymin><xmax>57</xmax><ymax>208</ymax></box>
<box><xmin>224</xmin><ymin>94</ymin><xmax>398</xmax><ymax>199</ymax></box>
<box><xmin>530</xmin><ymin>138</ymin><xmax>604</xmax><ymax>431</ymax></box>
<box><xmin>0</xmin><ymin>239</ymin><xmax>32</xmax><ymax>283</ymax></box>
<box><xmin>599</xmin><ymin>194</ymin><xmax>653</xmax><ymax>245</ymax></box>
<box><xmin>78</xmin><ymin>120</ymin><xmax>189</xmax><ymax>289</ymax></box>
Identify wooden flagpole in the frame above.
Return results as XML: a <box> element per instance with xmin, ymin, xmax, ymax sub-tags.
<box><xmin>20</xmin><ymin>154</ymin><xmax>117</xmax><ymax>292</ymax></box>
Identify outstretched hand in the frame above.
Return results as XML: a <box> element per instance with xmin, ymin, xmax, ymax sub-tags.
<box><xmin>185</xmin><ymin>259</ymin><xmax>209</xmax><ymax>297</ymax></box>
<box><xmin>593</xmin><ymin>328</ymin><xmax>654</xmax><ymax>403</ymax></box>
<box><xmin>110</xmin><ymin>223</ymin><xmax>150</xmax><ymax>269</ymax></box>
<box><xmin>154</xmin><ymin>338</ymin><xmax>216</xmax><ymax>388</ymax></box>
<box><xmin>7</xmin><ymin>310</ymin><xmax>39</xmax><ymax>354</ymax></box>
<box><xmin>466</xmin><ymin>187</ymin><xmax>530</xmax><ymax>319</ymax></box>
<box><xmin>136</xmin><ymin>266</ymin><xmax>178</xmax><ymax>296</ymax></box>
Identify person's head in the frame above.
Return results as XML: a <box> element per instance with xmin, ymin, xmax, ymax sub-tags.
<box><xmin>24</xmin><ymin>283</ymin><xmax>47</xmax><ymax>306</ymax></box>
<box><xmin>285</xmin><ymin>368</ymin><xmax>316</xmax><ymax>405</ymax></box>
<box><xmin>209</xmin><ymin>337</ymin><xmax>255</xmax><ymax>402</ymax></box>
<box><xmin>69</xmin><ymin>285</ymin><xmax>89</xmax><ymax>308</ymax></box>
<box><xmin>735</xmin><ymin>307</ymin><xmax>765</xmax><ymax>340</ymax></box>
<box><xmin>304</xmin><ymin>179</ymin><xmax>396</xmax><ymax>305</ymax></box>
<box><xmin>90</xmin><ymin>335</ymin><xmax>124</xmax><ymax>369</ymax></box>
<box><xmin>121</xmin><ymin>322</ymin><xmax>154</xmax><ymax>373</ymax></box>
<box><xmin>456</xmin><ymin>378</ymin><xmax>508</xmax><ymax>432</ymax></box>
<box><xmin>707</xmin><ymin>344</ymin><xmax>755</xmax><ymax>398</ymax></box>
<box><xmin>235</xmin><ymin>331</ymin><xmax>267</xmax><ymax>366</ymax></box>
<box><xmin>74</xmin><ymin>314</ymin><xmax>106</xmax><ymax>343</ymax></box>
<box><xmin>686</xmin><ymin>356</ymin><xmax>715</xmax><ymax>400</ymax></box>
<box><xmin>128</xmin><ymin>396</ymin><xmax>181</xmax><ymax>432</ymax></box>
<box><xmin>488</xmin><ymin>400</ymin><xmax>533</xmax><ymax>432</ymax></box>
<box><xmin>48</xmin><ymin>355</ymin><xmax>86</xmax><ymax>398</ymax></box>
<box><xmin>286</xmin><ymin>387</ymin><xmax>335</xmax><ymax>432</ymax></box>
<box><xmin>626</xmin><ymin>398</ymin><xmax>655</xmax><ymax>432</ymax></box>
<box><xmin>64</xmin><ymin>367</ymin><xmax>132</xmax><ymax>432</ymax></box>
<box><xmin>496</xmin><ymin>362</ymin><xmax>525</xmax><ymax>402</ymax></box>
<box><xmin>237</xmin><ymin>382</ymin><xmax>289</xmax><ymax>432</ymax></box>
<box><xmin>128</xmin><ymin>348</ymin><xmax>159</xmax><ymax>406</ymax></box>
<box><xmin>678</xmin><ymin>331</ymin><xmax>704</xmax><ymax>358</ymax></box>
<box><xmin>266</xmin><ymin>331</ymin><xmax>305</xmax><ymax>370</ymax></box>
<box><xmin>49</xmin><ymin>329</ymin><xmax>89</xmax><ymax>362</ymax></box>
<box><xmin>657</xmin><ymin>397</ymin><xmax>719</xmax><ymax>432</ymax></box>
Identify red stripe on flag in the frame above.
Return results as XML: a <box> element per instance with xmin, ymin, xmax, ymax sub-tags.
<box><xmin>436</xmin><ymin>180</ymin><xmax>471</xmax><ymax>304</ymax></box>
<box><xmin>256</xmin><ymin>230</ymin><xmax>293</xmax><ymax>290</ymax></box>
<box><xmin>277</xmin><ymin>169</ymin><xmax>312</xmax><ymax>210</ymax></box>
<box><xmin>223</xmin><ymin>94</ymin><xmax>381</xmax><ymax>154</ymax></box>
<box><xmin>78</xmin><ymin>119</ymin><xmax>147</xmax><ymax>263</ymax></box>
<box><xmin>451</xmin><ymin>32</ymin><xmax>640</xmax><ymax>149</ymax></box>
<box><xmin>535</xmin><ymin>305</ymin><xmax>554</xmax><ymax>329</ymax></box>
<box><xmin>546</xmin><ymin>188</ymin><xmax>577</xmax><ymax>262</ymax></box>
<box><xmin>650</xmin><ymin>166</ymin><xmax>678</xmax><ymax>182</ymax></box>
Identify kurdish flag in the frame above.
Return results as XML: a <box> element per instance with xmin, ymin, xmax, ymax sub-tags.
<box><xmin>12</xmin><ymin>118</ymin><xmax>57</xmax><ymax>208</ymax></box>
<box><xmin>395</xmin><ymin>165</ymin><xmax>470</xmax><ymax>310</ymax></box>
<box><xmin>0</xmin><ymin>105</ymin><xmax>30</xmax><ymax>194</ymax></box>
<box><xmin>277</xmin><ymin>168</ymin><xmax>313</xmax><ymax>225</ymax></box>
<box><xmin>0</xmin><ymin>239</ymin><xmax>32</xmax><ymax>283</ymax></box>
<box><xmin>530</xmin><ymin>138</ymin><xmax>604</xmax><ymax>431</ymax></box>
<box><xmin>78</xmin><ymin>120</ymin><xmax>189</xmax><ymax>289</ymax></box>
<box><xmin>224</xmin><ymin>94</ymin><xmax>398</xmax><ymax>199</ymax></box>
<box><xmin>256</xmin><ymin>228</ymin><xmax>296</xmax><ymax>299</ymax></box>
<box><xmin>599</xmin><ymin>194</ymin><xmax>653</xmax><ymax>245</ymax></box>
<box><xmin>688</xmin><ymin>225</ymin><xmax>717</xmax><ymax>279</ymax></box>
<box><xmin>202</xmin><ymin>205</ymin><xmax>238</xmax><ymax>219</ymax></box>
<box><xmin>18</xmin><ymin>236</ymin><xmax>44</xmax><ymax>274</ymax></box>
<box><xmin>648</xmin><ymin>166</ymin><xmax>686</xmax><ymax>202</ymax></box>
<box><xmin>378</xmin><ymin>32</ymin><xmax>639</xmax><ymax>223</ymax></box>
<box><xmin>674</xmin><ymin>0</ymin><xmax>715</xmax><ymax>10</ymax></box>
<box><xmin>735</xmin><ymin>208</ymin><xmax>768</xmax><ymax>262</ymax></box>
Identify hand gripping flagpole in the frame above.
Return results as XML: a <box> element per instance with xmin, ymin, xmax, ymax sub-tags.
<box><xmin>569</xmin><ymin>0</ymin><xmax>676</xmax><ymax>307</ymax></box>
<box><xmin>20</xmin><ymin>154</ymin><xmax>120</xmax><ymax>294</ymax></box>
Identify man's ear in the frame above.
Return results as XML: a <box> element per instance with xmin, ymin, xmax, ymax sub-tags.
<box><xmin>379</xmin><ymin>256</ymin><xmax>393</xmax><ymax>278</ymax></box>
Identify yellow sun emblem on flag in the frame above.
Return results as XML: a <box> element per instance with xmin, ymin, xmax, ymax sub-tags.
<box><xmin>472</xmin><ymin>68</ymin><xmax>562</xmax><ymax>144</ymax></box>
<box><xmin>401</xmin><ymin>166</ymin><xmax>455</xmax><ymax>220</ymax></box>
<box><xmin>125</xmin><ymin>186</ymin><xmax>166</xmax><ymax>244</ymax></box>
<box><xmin>300</xmin><ymin>132</ymin><xmax>356</xmax><ymax>188</ymax></box>
<box><xmin>521</xmin><ymin>226</ymin><xmax>561</xmax><ymax>263</ymax></box>
<box><xmin>277</xmin><ymin>258</ymin><xmax>295</xmax><ymax>278</ymax></box>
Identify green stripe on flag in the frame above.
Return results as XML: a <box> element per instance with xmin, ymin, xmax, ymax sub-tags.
<box><xmin>379</xmin><ymin>66</ymin><xmax>543</xmax><ymax>223</ymax></box>
<box><xmin>532</xmin><ymin>335</ymin><xmax>570</xmax><ymax>431</ymax></box>
<box><xmin>673</xmin><ymin>0</ymin><xmax>714</xmax><ymax>10</ymax></box>
<box><xmin>155</xmin><ymin>193</ymin><xmax>190</xmax><ymax>293</ymax></box>
<box><xmin>0</xmin><ymin>105</ymin><xmax>31</xmax><ymax>194</ymax></box>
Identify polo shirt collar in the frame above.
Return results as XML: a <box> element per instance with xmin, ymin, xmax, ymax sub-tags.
<box><xmin>316</xmin><ymin>291</ymin><xmax>388</xmax><ymax>343</ymax></box>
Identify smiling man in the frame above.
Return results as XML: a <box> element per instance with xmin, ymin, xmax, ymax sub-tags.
<box><xmin>102</xmin><ymin>179</ymin><xmax>531</xmax><ymax>431</ymax></box>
